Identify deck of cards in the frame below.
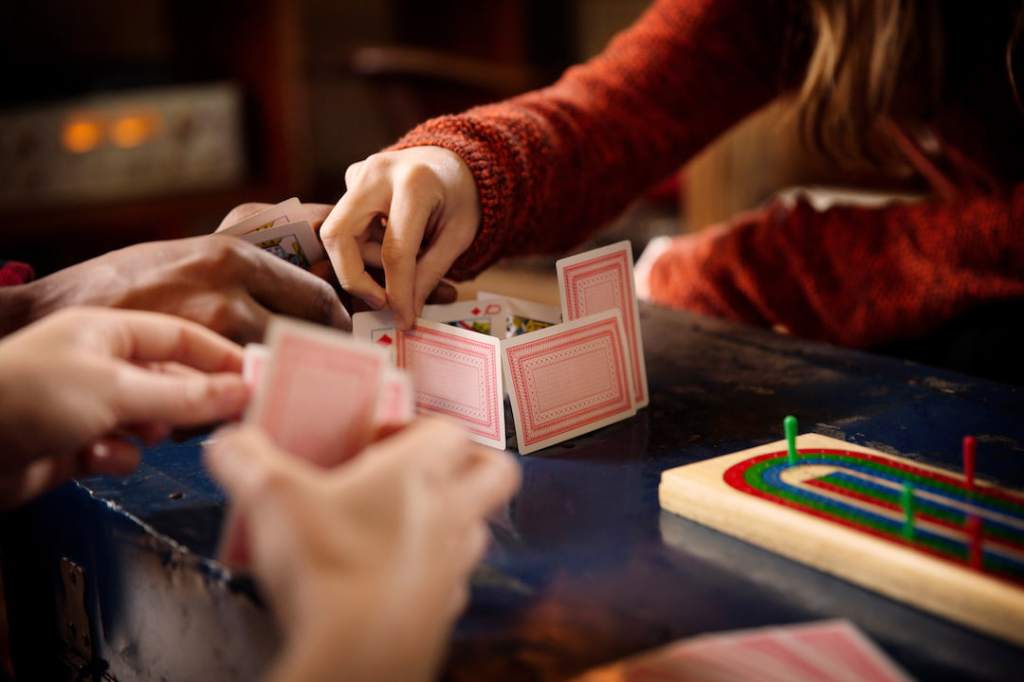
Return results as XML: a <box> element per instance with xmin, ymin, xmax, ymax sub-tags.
<box><xmin>570</xmin><ymin>620</ymin><xmax>912</xmax><ymax>682</ymax></box>
<box><xmin>353</xmin><ymin>240</ymin><xmax>649</xmax><ymax>454</ymax></box>
<box><xmin>217</xmin><ymin>197</ymin><xmax>325</xmax><ymax>270</ymax></box>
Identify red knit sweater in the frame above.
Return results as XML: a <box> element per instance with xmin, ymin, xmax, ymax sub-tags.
<box><xmin>392</xmin><ymin>0</ymin><xmax>1024</xmax><ymax>348</ymax></box>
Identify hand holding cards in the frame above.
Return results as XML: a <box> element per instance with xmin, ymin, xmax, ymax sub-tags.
<box><xmin>352</xmin><ymin>240</ymin><xmax>649</xmax><ymax>455</ymax></box>
<box><xmin>218</xmin><ymin>197</ymin><xmax>326</xmax><ymax>270</ymax></box>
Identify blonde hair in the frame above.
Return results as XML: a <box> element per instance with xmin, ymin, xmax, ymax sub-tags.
<box><xmin>797</xmin><ymin>0</ymin><xmax>944</xmax><ymax>169</ymax></box>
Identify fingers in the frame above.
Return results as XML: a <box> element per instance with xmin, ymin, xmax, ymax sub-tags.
<box><xmin>321</xmin><ymin>196</ymin><xmax>389</xmax><ymax>310</ymax></box>
<box><xmin>240</xmin><ymin>245</ymin><xmax>352</xmax><ymax>331</ymax></box>
<box><xmin>99</xmin><ymin>308</ymin><xmax>245</xmax><ymax>372</ymax></box>
<box><xmin>425</xmin><ymin>281</ymin><xmax>458</xmax><ymax>305</ymax></box>
<box><xmin>412</xmin><ymin>219</ymin><xmax>475</xmax><ymax>312</ymax></box>
<box><xmin>83</xmin><ymin>437</ymin><xmax>142</xmax><ymax>476</ymax></box>
<box><xmin>204</xmin><ymin>426</ymin><xmax>308</xmax><ymax>507</ymax></box>
<box><xmin>216</xmin><ymin>203</ymin><xmax>272</xmax><ymax>232</ymax></box>
<box><xmin>382</xmin><ymin>191</ymin><xmax>435</xmax><ymax>328</ymax></box>
<box><xmin>453</xmin><ymin>448</ymin><xmax>521</xmax><ymax>520</ymax></box>
<box><xmin>112</xmin><ymin>366</ymin><xmax>249</xmax><ymax>426</ymax></box>
<box><xmin>367</xmin><ymin>418</ymin><xmax>471</xmax><ymax>478</ymax></box>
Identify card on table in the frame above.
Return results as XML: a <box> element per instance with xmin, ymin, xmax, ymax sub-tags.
<box><xmin>569</xmin><ymin>619</ymin><xmax>911</xmax><ymax>682</ymax></box>
<box><xmin>478</xmin><ymin>291</ymin><xmax>561</xmax><ymax>337</ymax></box>
<box><xmin>247</xmin><ymin>317</ymin><xmax>388</xmax><ymax>467</ymax></box>
<box><xmin>396</xmin><ymin>318</ymin><xmax>505</xmax><ymax>450</ymax></box>
<box><xmin>502</xmin><ymin>309</ymin><xmax>634</xmax><ymax>455</ymax></box>
<box><xmin>219</xmin><ymin>197</ymin><xmax>303</xmax><ymax>237</ymax></box>
<box><xmin>557</xmin><ymin>240</ymin><xmax>649</xmax><ymax>408</ymax></box>
<box><xmin>353</xmin><ymin>300</ymin><xmax>506</xmax><ymax>363</ymax></box>
<box><xmin>239</xmin><ymin>220</ymin><xmax>325</xmax><ymax>269</ymax></box>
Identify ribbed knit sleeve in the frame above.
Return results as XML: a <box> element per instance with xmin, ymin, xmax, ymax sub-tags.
<box><xmin>648</xmin><ymin>189</ymin><xmax>1024</xmax><ymax>347</ymax></box>
<box><xmin>390</xmin><ymin>0</ymin><xmax>803</xmax><ymax>280</ymax></box>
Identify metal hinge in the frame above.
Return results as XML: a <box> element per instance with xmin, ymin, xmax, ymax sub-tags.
<box><xmin>58</xmin><ymin>558</ymin><xmax>114</xmax><ymax>681</ymax></box>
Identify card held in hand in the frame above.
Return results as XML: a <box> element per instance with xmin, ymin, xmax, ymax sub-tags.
<box><xmin>502</xmin><ymin>309</ymin><xmax>635</xmax><ymax>455</ymax></box>
<box><xmin>396</xmin><ymin>318</ymin><xmax>505</xmax><ymax>450</ymax></box>
<box><xmin>557</xmin><ymin>240</ymin><xmax>649</xmax><ymax>408</ymax></box>
<box><xmin>248</xmin><ymin>318</ymin><xmax>388</xmax><ymax>467</ymax></box>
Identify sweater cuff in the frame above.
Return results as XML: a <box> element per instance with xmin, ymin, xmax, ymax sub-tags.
<box><xmin>388</xmin><ymin>115</ymin><xmax>509</xmax><ymax>281</ymax></box>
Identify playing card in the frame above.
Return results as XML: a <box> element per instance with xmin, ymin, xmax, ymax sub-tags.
<box><xmin>238</xmin><ymin>220</ymin><xmax>325</xmax><ymax>268</ymax></box>
<box><xmin>502</xmin><ymin>309</ymin><xmax>635</xmax><ymax>455</ymax></box>
<box><xmin>219</xmin><ymin>197</ymin><xmax>303</xmax><ymax>237</ymax></box>
<box><xmin>241</xmin><ymin>343</ymin><xmax>269</xmax><ymax>390</ymax></box>
<box><xmin>478</xmin><ymin>291</ymin><xmax>561</xmax><ymax>337</ymax></box>
<box><xmin>396</xmin><ymin>318</ymin><xmax>505</xmax><ymax>450</ymax></box>
<box><xmin>783</xmin><ymin>621</ymin><xmax>912</xmax><ymax>682</ymax></box>
<box><xmin>352</xmin><ymin>310</ymin><xmax>399</xmax><ymax>363</ymax></box>
<box><xmin>557</xmin><ymin>240</ymin><xmax>649</xmax><ymax>408</ymax></box>
<box><xmin>247</xmin><ymin>317</ymin><xmax>388</xmax><ymax>467</ymax></box>
<box><xmin>423</xmin><ymin>300</ymin><xmax>506</xmax><ymax>337</ymax></box>
<box><xmin>373</xmin><ymin>366</ymin><xmax>415</xmax><ymax>431</ymax></box>
<box><xmin>570</xmin><ymin>620</ymin><xmax>910</xmax><ymax>682</ymax></box>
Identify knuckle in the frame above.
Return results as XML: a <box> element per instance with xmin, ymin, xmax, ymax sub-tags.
<box><xmin>396</xmin><ymin>163</ymin><xmax>438</xmax><ymax>191</ymax></box>
<box><xmin>223</xmin><ymin>203</ymin><xmax>266</xmax><ymax>226</ymax></box>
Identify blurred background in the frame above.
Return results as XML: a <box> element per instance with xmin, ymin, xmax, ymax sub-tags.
<box><xmin>2</xmin><ymin>0</ymin><xmax>914</xmax><ymax>282</ymax></box>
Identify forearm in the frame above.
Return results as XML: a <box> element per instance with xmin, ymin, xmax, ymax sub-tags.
<box><xmin>649</xmin><ymin>189</ymin><xmax>1024</xmax><ymax>347</ymax></box>
<box><xmin>391</xmin><ymin>0</ymin><xmax>802</xmax><ymax>279</ymax></box>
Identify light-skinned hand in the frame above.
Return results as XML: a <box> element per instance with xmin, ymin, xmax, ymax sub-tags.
<box><xmin>0</xmin><ymin>307</ymin><xmax>249</xmax><ymax>507</ymax></box>
<box><xmin>317</xmin><ymin>146</ymin><xmax>480</xmax><ymax>329</ymax></box>
<box><xmin>204</xmin><ymin>418</ymin><xmax>519</xmax><ymax>682</ymax></box>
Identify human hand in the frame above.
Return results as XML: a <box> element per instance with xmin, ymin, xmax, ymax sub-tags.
<box><xmin>19</xmin><ymin>235</ymin><xmax>350</xmax><ymax>343</ymax></box>
<box><xmin>0</xmin><ymin>307</ymin><xmax>249</xmax><ymax>508</ymax></box>
<box><xmin>319</xmin><ymin>146</ymin><xmax>480</xmax><ymax>328</ymax></box>
<box><xmin>205</xmin><ymin>418</ymin><xmax>519</xmax><ymax>682</ymax></box>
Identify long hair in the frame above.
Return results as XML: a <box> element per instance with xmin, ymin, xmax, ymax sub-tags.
<box><xmin>797</xmin><ymin>1</ymin><xmax>1023</xmax><ymax>169</ymax></box>
<box><xmin>797</xmin><ymin>0</ymin><xmax>939</xmax><ymax>168</ymax></box>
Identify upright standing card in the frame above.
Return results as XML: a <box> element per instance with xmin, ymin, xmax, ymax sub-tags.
<box><xmin>502</xmin><ymin>309</ymin><xmax>635</xmax><ymax>455</ymax></box>
<box><xmin>219</xmin><ymin>197</ymin><xmax>303</xmax><ymax>237</ymax></box>
<box><xmin>238</xmin><ymin>220</ymin><xmax>325</xmax><ymax>268</ymax></box>
<box><xmin>248</xmin><ymin>317</ymin><xmax>388</xmax><ymax>467</ymax></box>
<box><xmin>557</xmin><ymin>240</ymin><xmax>649</xmax><ymax>408</ymax></box>
<box><xmin>396</xmin><ymin>318</ymin><xmax>505</xmax><ymax>450</ymax></box>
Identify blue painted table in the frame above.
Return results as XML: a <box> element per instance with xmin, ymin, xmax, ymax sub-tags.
<box><xmin>4</xmin><ymin>305</ymin><xmax>1023</xmax><ymax>680</ymax></box>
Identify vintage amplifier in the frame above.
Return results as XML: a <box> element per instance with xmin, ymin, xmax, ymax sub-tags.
<box><xmin>0</xmin><ymin>83</ymin><xmax>245</xmax><ymax>208</ymax></box>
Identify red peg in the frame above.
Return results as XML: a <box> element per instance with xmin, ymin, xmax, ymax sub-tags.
<box><xmin>966</xmin><ymin>516</ymin><xmax>983</xmax><ymax>570</ymax></box>
<box><xmin>962</xmin><ymin>435</ymin><xmax>976</xmax><ymax>489</ymax></box>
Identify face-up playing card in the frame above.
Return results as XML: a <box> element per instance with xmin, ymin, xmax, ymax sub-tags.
<box><xmin>373</xmin><ymin>366</ymin><xmax>415</xmax><ymax>431</ymax></box>
<box><xmin>478</xmin><ymin>291</ymin><xmax>561</xmax><ymax>337</ymax></box>
<box><xmin>423</xmin><ymin>300</ymin><xmax>507</xmax><ymax>337</ymax></box>
<box><xmin>352</xmin><ymin>310</ymin><xmax>399</xmax><ymax>363</ymax></box>
<box><xmin>219</xmin><ymin>197</ymin><xmax>303</xmax><ymax>237</ymax></box>
<box><xmin>502</xmin><ymin>309</ymin><xmax>635</xmax><ymax>455</ymax></box>
<box><xmin>396</xmin><ymin>318</ymin><xmax>505</xmax><ymax>450</ymax></box>
<box><xmin>557</xmin><ymin>240</ymin><xmax>649</xmax><ymax>408</ymax></box>
<box><xmin>238</xmin><ymin>220</ymin><xmax>325</xmax><ymax>269</ymax></box>
<box><xmin>247</xmin><ymin>317</ymin><xmax>388</xmax><ymax>467</ymax></box>
<box><xmin>242</xmin><ymin>343</ymin><xmax>269</xmax><ymax>390</ymax></box>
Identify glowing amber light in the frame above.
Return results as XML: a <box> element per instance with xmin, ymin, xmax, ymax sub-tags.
<box><xmin>62</xmin><ymin>118</ymin><xmax>102</xmax><ymax>154</ymax></box>
<box><xmin>111</xmin><ymin>113</ymin><xmax>158</xmax><ymax>148</ymax></box>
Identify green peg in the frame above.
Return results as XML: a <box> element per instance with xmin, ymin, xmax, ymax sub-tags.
<box><xmin>784</xmin><ymin>415</ymin><xmax>798</xmax><ymax>465</ymax></box>
<box><xmin>901</xmin><ymin>484</ymin><xmax>915</xmax><ymax>540</ymax></box>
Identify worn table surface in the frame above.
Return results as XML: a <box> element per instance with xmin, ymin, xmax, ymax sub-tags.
<box><xmin>42</xmin><ymin>304</ymin><xmax>1024</xmax><ymax>680</ymax></box>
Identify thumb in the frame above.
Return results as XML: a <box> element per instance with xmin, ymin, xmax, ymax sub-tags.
<box><xmin>203</xmin><ymin>425</ymin><xmax>300</xmax><ymax>506</ymax></box>
<box><xmin>113</xmin><ymin>366</ymin><xmax>250</xmax><ymax>427</ymax></box>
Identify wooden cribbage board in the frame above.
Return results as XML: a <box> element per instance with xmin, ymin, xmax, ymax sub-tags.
<box><xmin>659</xmin><ymin>434</ymin><xmax>1024</xmax><ymax>645</ymax></box>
